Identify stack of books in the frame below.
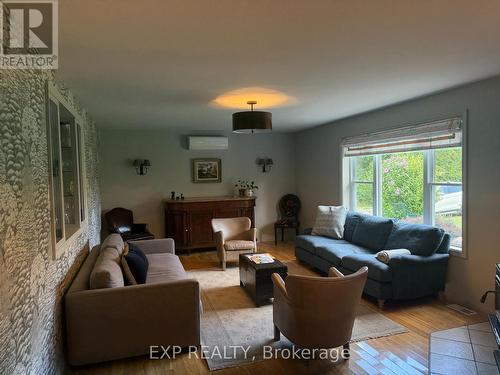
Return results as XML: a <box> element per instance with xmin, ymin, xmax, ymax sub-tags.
<box><xmin>247</xmin><ymin>253</ymin><xmax>274</xmax><ymax>264</ymax></box>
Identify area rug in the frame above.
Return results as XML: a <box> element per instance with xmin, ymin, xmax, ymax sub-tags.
<box><xmin>188</xmin><ymin>260</ymin><xmax>408</xmax><ymax>370</ymax></box>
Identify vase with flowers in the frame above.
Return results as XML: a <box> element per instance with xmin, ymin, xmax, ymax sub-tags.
<box><xmin>235</xmin><ymin>180</ymin><xmax>258</xmax><ymax>197</ymax></box>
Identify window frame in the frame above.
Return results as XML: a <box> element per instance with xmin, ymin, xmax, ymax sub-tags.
<box><xmin>46</xmin><ymin>82</ymin><xmax>88</xmax><ymax>260</ymax></box>
<box><xmin>341</xmin><ymin>114</ymin><xmax>467</xmax><ymax>258</ymax></box>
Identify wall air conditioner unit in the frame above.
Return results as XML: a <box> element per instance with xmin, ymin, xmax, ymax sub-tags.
<box><xmin>188</xmin><ymin>136</ymin><xmax>229</xmax><ymax>150</ymax></box>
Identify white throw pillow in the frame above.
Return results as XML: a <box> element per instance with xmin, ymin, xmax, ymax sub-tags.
<box><xmin>312</xmin><ymin>205</ymin><xmax>347</xmax><ymax>239</ymax></box>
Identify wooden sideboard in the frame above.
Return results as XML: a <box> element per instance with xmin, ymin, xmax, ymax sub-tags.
<box><xmin>164</xmin><ymin>196</ymin><xmax>256</xmax><ymax>253</ymax></box>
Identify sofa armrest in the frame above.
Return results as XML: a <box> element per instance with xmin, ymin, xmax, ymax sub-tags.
<box><xmin>65</xmin><ymin>279</ymin><xmax>200</xmax><ymax>365</ymax></box>
<box><xmin>389</xmin><ymin>253</ymin><xmax>449</xmax><ymax>299</ymax></box>
<box><xmin>129</xmin><ymin>238</ymin><xmax>175</xmax><ymax>255</ymax></box>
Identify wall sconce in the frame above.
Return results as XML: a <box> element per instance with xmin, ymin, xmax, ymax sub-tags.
<box><xmin>256</xmin><ymin>157</ymin><xmax>273</xmax><ymax>173</ymax></box>
<box><xmin>133</xmin><ymin>159</ymin><xmax>151</xmax><ymax>175</ymax></box>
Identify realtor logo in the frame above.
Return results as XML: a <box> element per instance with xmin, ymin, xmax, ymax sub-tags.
<box><xmin>1</xmin><ymin>0</ymin><xmax>58</xmax><ymax>69</ymax></box>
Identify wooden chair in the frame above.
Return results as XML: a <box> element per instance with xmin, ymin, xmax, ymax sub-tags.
<box><xmin>274</xmin><ymin>194</ymin><xmax>301</xmax><ymax>245</ymax></box>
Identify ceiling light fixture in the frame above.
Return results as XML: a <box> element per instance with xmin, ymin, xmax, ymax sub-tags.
<box><xmin>232</xmin><ymin>101</ymin><xmax>272</xmax><ymax>134</ymax></box>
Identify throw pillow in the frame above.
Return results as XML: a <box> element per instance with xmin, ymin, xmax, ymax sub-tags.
<box><xmin>311</xmin><ymin>205</ymin><xmax>347</xmax><ymax>239</ymax></box>
<box><xmin>123</xmin><ymin>244</ymin><xmax>149</xmax><ymax>284</ymax></box>
<box><xmin>90</xmin><ymin>247</ymin><xmax>124</xmax><ymax>289</ymax></box>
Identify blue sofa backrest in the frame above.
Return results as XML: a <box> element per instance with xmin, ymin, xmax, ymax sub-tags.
<box><xmin>343</xmin><ymin>211</ymin><xmax>449</xmax><ymax>256</ymax></box>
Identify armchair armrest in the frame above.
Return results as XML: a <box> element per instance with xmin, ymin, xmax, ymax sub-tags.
<box><xmin>131</xmin><ymin>223</ymin><xmax>149</xmax><ymax>232</ymax></box>
<box><xmin>389</xmin><ymin>253</ymin><xmax>449</xmax><ymax>299</ymax></box>
<box><xmin>272</xmin><ymin>273</ymin><xmax>290</xmax><ymax>303</ymax></box>
<box><xmin>303</xmin><ymin>227</ymin><xmax>313</xmax><ymax>235</ymax></box>
<box><xmin>328</xmin><ymin>267</ymin><xmax>344</xmax><ymax>278</ymax></box>
<box><xmin>129</xmin><ymin>238</ymin><xmax>175</xmax><ymax>255</ymax></box>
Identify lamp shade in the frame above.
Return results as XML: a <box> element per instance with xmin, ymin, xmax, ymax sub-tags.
<box><xmin>232</xmin><ymin>111</ymin><xmax>272</xmax><ymax>133</ymax></box>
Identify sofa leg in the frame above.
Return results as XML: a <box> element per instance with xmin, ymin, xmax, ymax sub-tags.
<box><xmin>274</xmin><ymin>325</ymin><xmax>280</xmax><ymax>341</ymax></box>
<box><xmin>221</xmin><ymin>260</ymin><xmax>226</xmax><ymax>271</ymax></box>
<box><xmin>377</xmin><ymin>299</ymin><xmax>386</xmax><ymax>309</ymax></box>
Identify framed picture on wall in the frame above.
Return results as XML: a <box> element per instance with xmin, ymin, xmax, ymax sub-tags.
<box><xmin>192</xmin><ymin>158</ymin><xmax>222</xmax><ymax>183</ymax></box>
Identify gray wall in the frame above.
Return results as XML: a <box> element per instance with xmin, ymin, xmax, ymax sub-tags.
<box><xmin>99</xmin><ymin>130</ymin><xmax>296</xmax><ymax>241</ymax></box>
<box><xmin>295</xmin><ymin>76</ymin><xmax>500</xmax><ymax>313</ymax></box>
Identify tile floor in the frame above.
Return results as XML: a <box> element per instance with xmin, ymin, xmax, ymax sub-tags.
<box><xmin>430</xmin><ymin>322</ymin><xmax>499</xmax><ymax>375</ymax></box>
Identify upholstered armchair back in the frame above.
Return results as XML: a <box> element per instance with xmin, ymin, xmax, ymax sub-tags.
<box><xmin>211</xmin><ymin>217</ymin><xmax>251</xmax><ymax>241</ymax></box>
<box><xmin>273</xmin><ymin>267</ymin><xmax>368</xmax><ymax>349</ymax></box>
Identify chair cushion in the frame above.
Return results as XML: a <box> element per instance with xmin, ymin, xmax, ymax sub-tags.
<box><xmin>316</xmin><ymin>241</ymin><xmax>374</xmax><ymax>266</ymax></box>
<box><xmin>145</xmin><ymin>253</ymin><xmax>188</xmax><ymax>284</ymax></box>
<box><xmin>101</xmin><ymin>233</ymin><xmax>125</xmax><ymax>256</ymax></box>
<box><xmin>123</xmin><ymin>244</ymin><xmax>149</xmax><ymax>284</ymax></box>
<box><xmin>295</xmin><ymin>235</ymin><xmax>344</xmax><ymax>255</ymax></box>
<box><xmin>90</xmin><ymin>247</ymin><xmax>124</xmax><ymax>289</ymax></box>
<box><xmin>311</xmin><ymin>205</ymin><xmax>347</xmax><ymax>239</ymax></box>
<box><xmin>341</xmin><ymin>254</ymin><xmax>392</xmax><ymax>283</ymax></box>
<box><xmin>351</xmin><ymin>215</ymin><xmax>394</xmax><ymax>251</ymax></box>
<box><xmin>224</xmin><ymin>240</ymin><xmax>255</xmax><ymax>251</ymax></box>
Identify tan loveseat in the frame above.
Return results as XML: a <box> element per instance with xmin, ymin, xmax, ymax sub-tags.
<box><xmin>65</xmin><ymin>234</ymin><xmax>200</xmax><ymax>366</ymax></box>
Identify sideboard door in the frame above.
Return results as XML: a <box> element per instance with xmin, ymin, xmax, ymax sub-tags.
<box><xmin>188</xmin><ymin>209</ymin><xmax>214</xmax><ymax>248</ymax></box>
<box><xmin>165</xmin><ymin>210</ymin><xmax>188</xmax><ymax>248</ymax></box>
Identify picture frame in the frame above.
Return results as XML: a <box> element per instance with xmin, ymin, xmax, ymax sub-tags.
<box><xmin>192</xmin><ymin>158</ymin><xmax>222</xmax><ymax>183</ymax></box>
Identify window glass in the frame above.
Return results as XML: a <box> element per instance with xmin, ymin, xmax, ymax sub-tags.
<box><xmin>381</xmin><ymin>151</ymin><xmax>424</xmax><ymax>223</ymax></box>
<box><xmin>434</xmin><ymin>147</ymin><xmax>462</xmax><ymax>183</ymax></box>
<box><xmin>354</xmin><ymin>155</ymin><xmax>373</xmax><ymax>181</ymax></box>
<box><xmin>354</xmin><ymin>183</ymin><xmax>373</xmax><ymax>215</ymax></box>
<box><xmin>434</xmin><ymin>185</ymin><xmax>462</xmax><ymax>248</ymax></box>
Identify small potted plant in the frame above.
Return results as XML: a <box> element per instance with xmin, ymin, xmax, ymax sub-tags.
<box><xmin>245</xmin><ymin>181</ymin><xmax>258</xmax><ymax>197</ymax></box>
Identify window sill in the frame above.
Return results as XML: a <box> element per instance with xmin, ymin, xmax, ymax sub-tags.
<box><xmin>449</xmin><ymin>246</ymin><xmax>466</xmax><ymax>259</ymax></box>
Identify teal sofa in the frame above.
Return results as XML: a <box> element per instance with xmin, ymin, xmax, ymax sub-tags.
<box><xmin>295</xmin><ymin>212</ymin><xmax>450</xmax><ymax>307</ymax></box>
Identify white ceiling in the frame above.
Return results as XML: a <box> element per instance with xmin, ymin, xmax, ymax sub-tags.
<box><xmin>57</xmin><ymin>0</ymin><xmax>500</xmax><ymax>132</ymax></box>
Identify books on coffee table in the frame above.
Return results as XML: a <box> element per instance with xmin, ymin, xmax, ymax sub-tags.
<box><xmin>246</xmin><ymin>253</ymin><xmax>274</xmax><ymax>264</ymax></box>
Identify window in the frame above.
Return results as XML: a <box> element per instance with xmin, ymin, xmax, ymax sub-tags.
<box><xmin>46</xmin><ymin>83</ymin><xmax>87</xmax><ymax>259</ymax></box>
<box><xmin>343</xmin><ymin>117</ymin><xmax>465</xmax><ymax>253</ymax></box>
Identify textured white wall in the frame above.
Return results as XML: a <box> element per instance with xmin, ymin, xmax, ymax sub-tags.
<box><xmin>0</xmin><ymin>70</ymin><xmax>100</xmax><ymax>374</ymax></box>
<box><xmin>295</xmin><ymin>76</ymin><xmax>500</xmax><ymax>313</ymax></box>
<box><xmin>99</xmin><ymin>130</ymin><xmax>296</xmax><ymax>241</ymax></box>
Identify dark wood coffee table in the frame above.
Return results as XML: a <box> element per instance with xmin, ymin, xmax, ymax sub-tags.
<box><xmin>239</xmin><ymin>253</ymin><xmax>288</xmax><ymax>306</ymax></box>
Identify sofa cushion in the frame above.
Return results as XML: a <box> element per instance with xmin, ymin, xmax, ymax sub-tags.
<box><xmin>145</xmin><ymin>253</ymin><xmax>188</xmax><ymax>284</ymax></box>
<box><xmin>341</xmin><ymin>254</ymin><xmax>392</xmax><ymax>283</ymax></box>
<box><xmin>89</xmin><ymin>247</ymin><xmax>124</xmax><ymax>289</ymax></box>
<box><xmin>386</xmin><ymin>222</ymin><xmax>445</xmax><ymax>256</ymax></box>
<box><xmin>351</xmin><ymin>215</ymin><xmax>393</xmax><ymax>251</ymax></box>
<box><xmin>343</xmin><ymin>211</ymin><xmax>366</xmax><ymax>242</ymax></box>
<box><xmin>123</xmin><ymin>245</ymin><xmax>149</xmax><ymax>284</ymax></box>
<box><xmin>436</xmin><ymin>233</ymin><xmax>451</xmax><ymax>254</ymax></box>
<box><xmin>101</xmin><ymin>233</ymin><xmax>125</xmax><ymax>255</ymax></box>
<box><xmin>311</xmin><ymin>205</ymin><xmax>347</xmax><ymax>239</ymax></box>
<box><xmin>224</xmin><ymin>240</ymin><xmax>254</xmax><ymax>251</ymax></box>
<box><xmin>295</xmin><ymin>235</ymin><xmax>345</xmax><ymax>255</ymax></box>
<box><xmin>316</xmin><ymin>241</ymin><xmax>374</xmax><ymax>265</ymax></box>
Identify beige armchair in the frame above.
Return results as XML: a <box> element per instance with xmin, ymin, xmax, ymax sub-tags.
<box><xmin>211</xmin><ymin>217</ymin><xmax>257</xmax><ymax>270</ymax></box>
<box><xmin>272</xmin><ymin>266</ymin><xmax>368</xmax><ymax>352</ymax></box>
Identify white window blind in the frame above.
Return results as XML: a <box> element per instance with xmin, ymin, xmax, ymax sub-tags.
<box><xmin>342</xmin><ymin>117</ymin><xmax>462</xmax><ymax>157</ymax></box>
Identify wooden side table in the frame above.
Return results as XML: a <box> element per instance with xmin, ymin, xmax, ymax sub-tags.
<box><xmin>239</xmin><ymin>253</ymin><xmax>288</xmax><ymax>306</ymax></box>
<box><xmin>274</xmin><ymin>220</ymin><xmax>300</xmax><ymax>245</ymax></box>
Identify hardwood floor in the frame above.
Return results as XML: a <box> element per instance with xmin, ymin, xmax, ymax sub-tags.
<box><xmin>71</xmin><ymin>241</ymin><xmax>485</xmax><ymax>375</ymax></box>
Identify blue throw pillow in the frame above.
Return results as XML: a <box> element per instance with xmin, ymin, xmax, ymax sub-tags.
<box><xmin>124</xmin><ymin>243</ymin><xmax>149</xmax><ymax>284</ymax></box>
<box><xmin>351</xmin><ymin>215</ymin><xmax>394</xmax><ymax>251</ymax></box>
<box><xmin>386</xmin><ymin>222</ymin><xmax>445</xmax><ymax>256</ymax></box>
<box><xmin>343</xmin><ymin>211</ymin><xmax>367</xmax><ymax>242</ymax></box>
